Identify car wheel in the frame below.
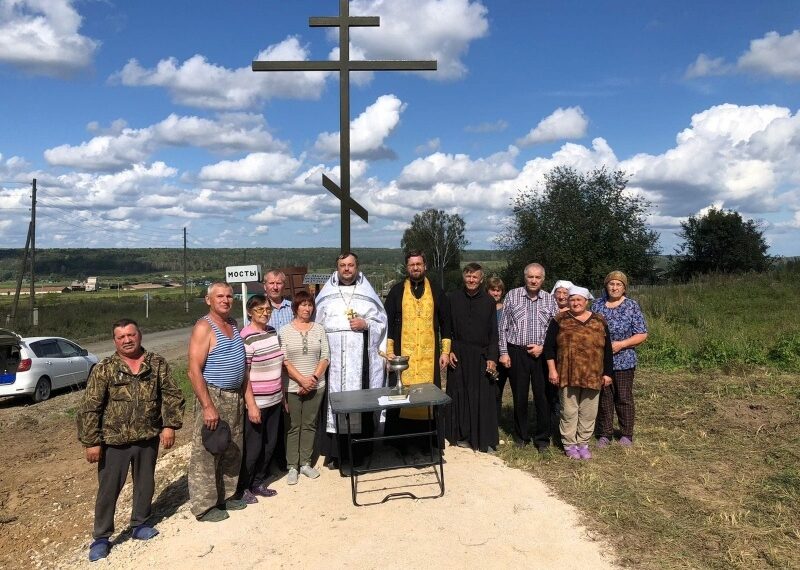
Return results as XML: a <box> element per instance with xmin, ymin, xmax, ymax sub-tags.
<box><xmin>32</xmin><ymin>377</ymin><xmax>52</xmax><ymax>403</ymax></box>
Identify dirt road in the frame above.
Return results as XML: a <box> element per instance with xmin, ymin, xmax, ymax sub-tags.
<box><xmin>0</xmin><ymin>327</ymin><xmax>617</xmax><ymax>569</ymax></box>
<box><xmin>83</xmin><ymin>326</ymin><xmax>194</xmax><ymax>361</ymax></box>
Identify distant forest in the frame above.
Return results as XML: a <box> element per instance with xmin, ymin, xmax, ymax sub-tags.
<box><xmin>0</xmin><ymin>248</ymin><xmax>506</xmax><ymax>281</ymax></box>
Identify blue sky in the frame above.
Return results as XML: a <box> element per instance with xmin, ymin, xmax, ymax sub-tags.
<box><xmin>1</xmin><ymin>0</ymin><xmax>799</xmax><ymax>255</ymax></box>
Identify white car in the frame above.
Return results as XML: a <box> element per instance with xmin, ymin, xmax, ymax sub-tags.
<box><xmin>0</xmin><ymin>330</ymin><xmax>99</xmax><ymax>402</ymax></box>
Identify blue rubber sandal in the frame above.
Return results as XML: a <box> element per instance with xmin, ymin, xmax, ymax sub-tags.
<box><xmin>88</xmin><ymin>538</ymin><xmax>110</xmax><ymax>562</ymax></box>
<box><xmin>132</xmin><ymin>525</ymin><xmax>159</xmax><ymax>540</ymax></box>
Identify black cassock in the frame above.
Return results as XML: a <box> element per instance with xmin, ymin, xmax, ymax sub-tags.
<box><xmin>446</xmin><ymin>287</ymin><xmax>499</xmax><ymax>452</ymax></box>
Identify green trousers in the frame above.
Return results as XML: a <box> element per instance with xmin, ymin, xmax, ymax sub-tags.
<box><xmin>285</xmin><ymin>388</ymin><xmax>324</xmax><ymax>469</ymax></box>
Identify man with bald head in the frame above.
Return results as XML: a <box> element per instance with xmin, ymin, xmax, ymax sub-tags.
<box><xmin>498</xmin><ymin>263</ymin><xmax>559</xmax><ymax>451</ymax></box>
<box><xmin>187</xmin><ymin>282</ymin><xmax>247</xmax><ymax>522</ymax></box>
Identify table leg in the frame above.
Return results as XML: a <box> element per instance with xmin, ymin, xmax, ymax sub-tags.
<box><xmin>436</xmin><ymin>404</ymin><xmax>446</xmax><ymax>497</ymax></box>
<box><xmin>346</xmin><ymin>413</ymin><xmax>358</xmax><ymax>505</ymax></box>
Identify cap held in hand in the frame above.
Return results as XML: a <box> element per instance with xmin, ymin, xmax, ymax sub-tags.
<box><xmin>201</xmin><ymin>420</ymin><xmax>231</xmax><ymax>455</ymax></box>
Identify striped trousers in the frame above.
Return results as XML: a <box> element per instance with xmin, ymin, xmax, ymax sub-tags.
<box><xmin>596</xmin><ymin>368</ymin><xmax>636</xmax><ymax>439</ymax></box>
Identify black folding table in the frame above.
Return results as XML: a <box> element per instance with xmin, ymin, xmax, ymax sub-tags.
<box><xmin>329</xmin><ymin>383</ymin><xmax>451</xmax><ymax>506</ymax></box>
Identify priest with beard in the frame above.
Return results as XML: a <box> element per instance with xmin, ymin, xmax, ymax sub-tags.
<box><xmin>445</xmin><ymin>262</ymin><xmax>500</xmax><ymax>453</ymax></box>
<box><xmin>314</xmin><ymin>251</ymin><xmax>387</xmax><ymax>468</ymax></box>
<box><xmin>384</xmin><ymin>250</ymin><xmax>451</xmax><ymax>452</ymax></box>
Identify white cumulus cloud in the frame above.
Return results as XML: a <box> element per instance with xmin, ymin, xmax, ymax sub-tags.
<box><xmin>315</xmin><ymin>94</ymin><xmax>405</xmax><ymax>159</ymax></box>
<box><xmin>685</xmin><ymin>29</ymin><xmax>800</xmax><ymax>81</ymax></box>
<box><xmin>684</xmin><ymin>53</ymin><xmax>729</xmax><ymax>79</ymax></box>
<box><xmin>517</xmin><ymin>106</ymin><xmax>589</xmax><ymax>146</ymax></box>
<box><xmin>44</xmin><ymin>113</ymin><xmax>286</xmax><ymax>171</ymax></box>
<box><xmin>248</xmin><ymin>194</ymin><xmax>338</xmax><ymax>224</ymax></box>
<box><xmin>398</xmin><ymin>146</ymin><xmax>519</xmax><ymax>187</ymax></box>
<box><xmin>415</xmin><ymin>138</ymin><xmax>441</xmax><ymax>154</ymax></box>
<box><xmin>347</xmin><ymin>0</ymin><xmax>489</xmax><ymax>80</ymax></box>
<box><xmin>111</xmin><ymin>36</ymin><xmax>329</xmax><ymax>110</ymax></box>
<box><xmin>0</xmin><ymin>0</ymin><xmax>98</xmax><ymax>76</ymax></box>
<box><xmin>621</xmin><ymin>104</ymin><xmax>798</xmax><ymax>216</ymax></box>
<box><xmin>54</xmin><ymin>162</ymin><xmax>178</xmax><ymax>209</ymax></box>
<box><xmin>198</xmin><ymin>152</ymin><xmax>302</xmax><ymax>184</ymax></box>
<box><xmin>737</xmin><ymin>29</ymin><xmax>800</xmax><ymax>80</ymax></box>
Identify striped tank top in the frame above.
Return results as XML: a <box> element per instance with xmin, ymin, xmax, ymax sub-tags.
<box><xmin>202</xmin><ymin>316</ymin><xmax>246</xmax><ymax>390</ymax></box>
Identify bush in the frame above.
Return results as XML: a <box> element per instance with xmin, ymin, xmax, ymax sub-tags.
<box><xmin>768</xmin><ymin>332</ymin><xmax>800</xmax><ymax>371</ymax></box>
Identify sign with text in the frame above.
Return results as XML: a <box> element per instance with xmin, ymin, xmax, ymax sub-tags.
<box><xmin>225</xmin><ymin>265</ymin><xmax>261</xmax><ymax>283</ymax></box>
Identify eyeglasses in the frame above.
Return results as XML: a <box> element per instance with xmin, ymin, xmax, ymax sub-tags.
<box><xmin>250</xmin><ymin>306</ymin><xmax>270</xmax><ymax>315</ymax></box>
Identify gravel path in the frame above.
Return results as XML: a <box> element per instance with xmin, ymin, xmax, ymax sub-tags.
<box><xmin>59</xmin><ymin>444</ymin><xmax>616</xmax><ymax>569</ymax></box>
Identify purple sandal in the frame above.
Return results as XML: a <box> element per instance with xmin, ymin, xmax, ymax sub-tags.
<box><xmin>251</xmin><ymin>483</ymin><xmax>278</xmax><ymax>497</ymax></box>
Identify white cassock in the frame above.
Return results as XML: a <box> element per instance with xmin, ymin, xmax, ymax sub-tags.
<box><xmin>315</xmin><ymin>271</ymin><xmax>387</xmax><ymax>434</ymax></box>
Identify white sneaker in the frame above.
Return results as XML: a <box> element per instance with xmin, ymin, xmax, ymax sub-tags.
<box><xmin>300</xmin><ymin>464</ymin><xmax>320</xmax><ymax>479</ymax></box>
<box><xmin>287</xmin><ymin>467</ymin><xmax>299</xmax><ymax>485</ymax></box>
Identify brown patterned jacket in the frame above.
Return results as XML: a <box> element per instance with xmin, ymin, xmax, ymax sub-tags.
<box><xmin>77</xmin><ymin>350</ymin><xmax>184</xmax><ymax>446</ymax></box>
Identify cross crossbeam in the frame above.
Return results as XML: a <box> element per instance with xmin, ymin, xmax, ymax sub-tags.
<box><xmin>252</xmin><ymin>0</ymin><xmax>437</xmax><ymax>252</ymax></box>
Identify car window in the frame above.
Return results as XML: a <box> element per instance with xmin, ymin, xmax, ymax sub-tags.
<box><xmin>56</xmin><ymin>339</ymin><xmax>81</xmax><ymax>357</ymax></box>
<box><xmin>30</xmin><ymin>340</ymin><xmax>61</xmax><ymax>358</ymax></box>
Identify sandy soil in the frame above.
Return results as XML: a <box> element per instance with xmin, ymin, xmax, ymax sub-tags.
<box><xmin>0</xmin><ymin>327</ymin><xmax>617</xmax><ymax>569</ymax></box>
<box><xmin>59</xmin><ymin>444</ymin><xmax>616</xmax><ymax>570</ymax></box>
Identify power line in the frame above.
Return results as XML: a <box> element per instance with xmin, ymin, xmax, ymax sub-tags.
<box><xmin>37</xmin><ymin>212</ymin><xmax>184</xmax><ymax>245</ymax></box>
<box><xmin>36</xmin><ymin>199</ymin><xmax>193</xmax><ymax>239</ymax></box>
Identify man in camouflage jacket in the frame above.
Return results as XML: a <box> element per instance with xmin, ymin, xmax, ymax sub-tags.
<box><xmin>77</xmin><ymin>318</ymin><xmax>184</xmax><ymax>562</ymax></box>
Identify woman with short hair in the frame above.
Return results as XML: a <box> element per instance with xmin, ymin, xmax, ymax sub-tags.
<box><xmin>238</xmin><ymin>294</ymin><xmax>284</xmax><ymax>503</ymax></box>
<box><xmin>279</xmin><ymin>290</ymin><xmax>329</xmax><ymax>485</ymax></box>
<box><xmin>486</xmin><ymin>276</ymin><xmax>508</xmax><ymax>427</ymax></box>
<box><xmin>544</xmin><ymin>286</ymin><xmax>612</xmax><ymax>460</ymax></box>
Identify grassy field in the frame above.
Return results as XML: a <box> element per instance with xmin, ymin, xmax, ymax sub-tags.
<box><xmin>0</xmin><ymin>289</ymin><xmax>213</xmax><ymax>341</ymax></box>
<box><xmin>171</xmin><ymin>362</ymin><xmax>194</xmax><ymax>406</ymax></box>
<box><xmin>497</xmin><ymin>370</ymin><xmax>800</xmax><ymax>569</ymax></box>
<box><xmin>635</xmin><ymin>271</ymin><xmax>800</xmax><ymax>372</ymax></box>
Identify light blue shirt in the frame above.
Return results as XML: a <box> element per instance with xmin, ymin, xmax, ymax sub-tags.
<box><xmin>268</xmin><ymin>298</ymin><xmax>293</xmax><ymax>332</ymax></box>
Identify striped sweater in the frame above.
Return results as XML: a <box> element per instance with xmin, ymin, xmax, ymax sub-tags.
<box><xmin>240</xmin><ymin>324</ymin><xmax>284</xmax><ymax>396</ymax></box>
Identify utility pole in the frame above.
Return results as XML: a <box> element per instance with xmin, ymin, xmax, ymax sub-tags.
<box><xmin>29</xmin><ymin>179</ymin><xmax>36</xmax><ymax>323</ymax></box>
<box><xmin>183</xmin><ymin>227</ymin><xmax>188</xmax><ymax>313</ymax></box>
<box><xmin>10</xmin><ymin>179</ymin><xmax>36</xmax><ymax>328</ymax></box>
<box><xmin>10</xmin><ymin>225</ymin><xmax>31</xmax><ymax>326</ymax></box>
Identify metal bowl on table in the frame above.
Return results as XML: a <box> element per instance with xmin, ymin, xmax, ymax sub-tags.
<box><xmin>385</xmin><ymin>354</ymin><xmax>410</xmax><ymax>374</ymax></box>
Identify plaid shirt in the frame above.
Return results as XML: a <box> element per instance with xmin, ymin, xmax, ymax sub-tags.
<box><xmin>268</xmin><ymin>298</ymin><xmax>294</xmax><ymax>332</ymax></box>
<box><xmin>498</xmin><ymin>287</ymin><xmax>558</xmax><ymax>354</ymax></box>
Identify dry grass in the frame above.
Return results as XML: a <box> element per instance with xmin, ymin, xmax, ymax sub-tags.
<box><xmin>497</xmin><ymin>370</ymin><xmax>800</xmax><ymax>569</ymax></box>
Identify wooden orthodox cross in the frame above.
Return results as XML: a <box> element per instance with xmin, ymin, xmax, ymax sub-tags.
<box><xmin>252</xmin><ymin>0</ymin><xmax>437</xmax><ymax>252</ymax></box>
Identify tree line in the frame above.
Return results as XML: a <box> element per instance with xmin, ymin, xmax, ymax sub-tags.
<box><xmin>0</xmin><ymin>247</ymin><xmax>504</xmax><ymax>283</ymax></box>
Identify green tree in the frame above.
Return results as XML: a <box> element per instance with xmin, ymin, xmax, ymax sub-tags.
<box><xmin>499</xmin><ymin>166</ymin><xmax>659</xmax><ymax>288</ymax></box>
<box><xmin>672</xmin><ymin>207</ymin><xmax>771</xmax><ymax>277</ymax></box>
<box><xmin>401</xmin><ymin>209</ymin><xmax>469</xmax><ymax>286</ymax></box>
